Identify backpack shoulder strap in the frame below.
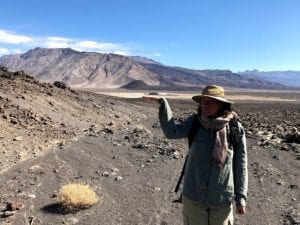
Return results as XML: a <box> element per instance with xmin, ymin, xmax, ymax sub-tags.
<box><xmin>228</xmin><ymin>118</ymin><xmax>240</xmax><ymax>150</ymax></box>
<box><xmin>188</xmin><ymin>114</ymin><xmax>201</xmax><ymax>148</ymax></box>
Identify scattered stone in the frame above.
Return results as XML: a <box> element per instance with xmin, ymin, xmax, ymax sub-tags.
<box><xmin>289</xmin><ymin>184</ymin><xmax>298</xmax><ymax>189</ymax></box>
<box><xmin>115</xmin><ymin>176</ymin><xmax>123</xmax><ymax>181</ymax></box>
<box><xmin>68</xmin><ymin>217</ymin><xmax>79</xmax><ymax>224</ymax></box>
<box><xmin>102</xmin><ymin>171</ymin><xmax>110</xmax><ymax>177</ymax></box>
<box><xmin>173</xmin><ymin>151</ymin><xmax>180</xmax><ymax>159</ymax></box>
<box><xmin>7</xmin><ymin>202</ymin><xmax>23</xmax><ymax>211</ymax></box>
<box><xmin>53</xmin><ymin>81</ymin><xmax>68</xmax><ymax>89</ymax></box>
<box><xmin>0</xmin><ymin>210</ymin><xmax>16</xmax><ymax>217</ymax></box>
<box><xmin>27</xmin><ymin>194</ymin><xmax>36</xmax><ymax>198</ymax></box>
<box><xmin>111</xmin><ymin>168</ymin><xmax>119</xmax><ymax>172</ymax></box>
<box><xmin>13</xmin><ymin>136</ymin><xmax>23</xmax><ymax>141</ymax></box>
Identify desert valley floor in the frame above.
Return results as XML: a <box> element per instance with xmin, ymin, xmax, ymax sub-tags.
<box><xmin>0</xmin><ymin>70</ymin><xmax>299</xmax><ymax>225</ymax></box>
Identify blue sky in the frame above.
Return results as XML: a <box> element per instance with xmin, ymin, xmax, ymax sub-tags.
<box><xmin>1</xmin><ymin>0</ymin><xmax>300</xmax><ymax>72</ymax></box>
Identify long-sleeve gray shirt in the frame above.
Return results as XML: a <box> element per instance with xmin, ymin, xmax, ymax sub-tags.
<box><xmin>158</xmin><ymin>97</ymin><xmax>248</xmax><ymax>206</ymax></box>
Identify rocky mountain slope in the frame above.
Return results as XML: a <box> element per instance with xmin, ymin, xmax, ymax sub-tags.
<box><xmin>239</xmin><ymin>70</ymin><xmax>300</xmax><ymax>88</ymax></box>
<box><xmin>0</xmin><ymin>65</ymin><xmax>148</xmax><ymax>172</ymax></box>
<box><xmin>0</xmin><ymin>66</ymin><xmax>299</xmax><ymax>224</ymax></box>
<box><xmin>0</xmin><ymin>47</ymin><xmax>284</xmax><ymax>89</ymax></box>
<box><xmin>0</xmin><ymin>48</ymin><xmax>159</xmax><ymax>89</ymax></box>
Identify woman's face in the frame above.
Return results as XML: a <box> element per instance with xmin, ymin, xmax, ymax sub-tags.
<box><xmin>200</xmin><ymin>97</ymin><xmax>221</xmax><ymax>116</ymax></box>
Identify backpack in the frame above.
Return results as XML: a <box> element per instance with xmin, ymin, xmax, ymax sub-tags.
<box><xmin>173</xmin><ymin>114</ymin><xmax>240</xmax><ymax>203</ymax></box>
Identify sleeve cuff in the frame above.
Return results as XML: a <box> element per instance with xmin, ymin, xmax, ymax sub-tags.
<box><xmin>235</xmin><ymin>194</ymin><xmax>247</xmax><ymax>207</ymax></box>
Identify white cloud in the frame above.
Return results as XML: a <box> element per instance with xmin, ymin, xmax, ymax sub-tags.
<box><xmin>44</xmin><ymin>36</ymin><xmax>72</xmax><ymax>48</ymax></box>
<box><xmin>27</xmin><ymin>36</ymin><xmax>129</xmax><ymax>55</ymax></box>
<box><xmin>48</xmin><ymin>37</ymin><xmax>72</xmax><ymax>42</ymax></box>
<box><xmin>113</xmin><ymin>50</ymin><xmax>128</xmax><ymax>55</ymax></box>
<box><xmin>0</xmin><ymin>48</ymin><xmax>24</xmax><ymax>56</ymax></box>
<box><xmin>0</xmin><ymin>29</ymin><xmax>142</xmax><ymax>57</ymax></box>
<box><xmin>46</xmin><ymin>42</ymin><xmax>70</xmax><ymax>48</ymax></box>
<box><xmin>0</xmin><ymin>48</ymin><xmax>10</xmax><ymax>55</ymax></box>
<box><xmin>73</xmin><ymin>40</ymin><xmax>128</xmax><ymax>54</ymax></box>
<box><xmin>0</xmin><ymin>30</ymin><xmax>32</xmax><ymax>44</ymax></box>
<box><xmin>76</xmin><ymin>40</ymin><xmax>117</xmax><ymax>49</ymax></box>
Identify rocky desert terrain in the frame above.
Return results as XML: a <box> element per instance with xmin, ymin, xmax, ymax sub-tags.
<box><xmin>0</xmin><ymin>66</ymin><xmax>299</xmax><ymax>225</ymax></box>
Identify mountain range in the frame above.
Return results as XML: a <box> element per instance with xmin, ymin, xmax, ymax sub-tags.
<box><xmin>238</xmin><ymin>70</ymin><xmax>300</xmax><ymax>88</ymax></box>
<box><xmin>0</xmin><ymin>47</ymin><xmax>296</xmax><ymax>89</ymax></box>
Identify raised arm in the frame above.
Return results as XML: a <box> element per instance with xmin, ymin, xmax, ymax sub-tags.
<box><xmin>158</xmin><ymin>97</ymin><xmax>193</xmax><ymax>139</ymax></box>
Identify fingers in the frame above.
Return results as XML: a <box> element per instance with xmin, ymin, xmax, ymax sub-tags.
<box><xmin>142</xmin><ymin>95</ymin><xmax>160</xmax><ymax>100</ymax></box>
<box><xmin>236</xmin><ymin>206</ymin><xmax>246</xmax><ymax>214</ymax></box>
<box><xmin>142</xmin><ymin>95</ymin><xmax>161</xmax><ymax>102</ymax></box>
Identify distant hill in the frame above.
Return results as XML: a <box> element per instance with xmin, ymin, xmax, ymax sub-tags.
<box><xmin>0</xmin><ymin>47</ymin><xmax>285</xmax><ymax>89</ymax></box>
<box><xmin>238</xmin><ymin>70</ymin><xmax>300</xmax><ymax>88</ymax></box>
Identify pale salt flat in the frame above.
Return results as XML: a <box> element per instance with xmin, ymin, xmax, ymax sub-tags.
<box><xmin>95</xmin><ymin>91</ymin><xmax>297</xmax><ymax>102</ymax></box>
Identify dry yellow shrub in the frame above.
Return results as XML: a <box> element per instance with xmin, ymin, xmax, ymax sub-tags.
<box><xmin>57</xmin><ymin>183</ymin><xmax>98</xmax><ymax>209</ymax></box>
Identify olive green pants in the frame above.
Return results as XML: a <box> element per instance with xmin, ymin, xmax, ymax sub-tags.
<box><xmin>183</xmin><ymin>196</ymin><xmax>234</xmax><ymax>225</ymax></box>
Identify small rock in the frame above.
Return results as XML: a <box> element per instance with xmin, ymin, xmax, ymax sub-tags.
<box><xmin>27</xmin><ymin>194</ymin><xmax>36</xmax><ymax>199</ymax></box>
<box><xmin>102</xmin><ymin>171</ymin><xmax>110</xmax><ymax>177</ymax></box>
<box><xmin>7</xmin><ymin>202</ymin><xmax>23</xmax><ymax>211</ymax></box>
<box><xmin>289</xmin><ymin>184</ymin><xmax>298</xmax><ymax>189</ymax></box>
<box><xmin>111</xmin><ymin>168</ymin><xmax>119</xmax><ymax>172</ymax></box>
<box><xmin>13</xmin><ymin>136</ymin><xmax>23</xmax><ymax>141</ymax></box>
<box><xmin>68</xmin><ymin>217</ymin><xmax>79</xmax><ymax>224</ymax></box>
<box><xmin>173</xmin><ymin>151</ymin><xmax>180</xmax><ymax>159</ymax></box>
<box><xmin>115</xmin><ymin>176</ymin><xmax>123</xmax><ymax>181</ymax></box>
<box><xmin>0</xmin><ymin>211</ymin><xmax>16</xmax><ymax>217</ymax></box>
<box><xmin>10</xmin><ymin>119</ymin><xmax>18</xmax><ymax>124</ymax></box>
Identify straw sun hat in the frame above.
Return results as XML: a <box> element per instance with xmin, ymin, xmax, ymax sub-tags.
<box><xmin>192</xmin><ymin>85</ymin><xmax>234</xmax><ymax>104</ymax></box>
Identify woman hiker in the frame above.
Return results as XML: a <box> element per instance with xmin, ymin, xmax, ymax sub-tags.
<box><xmin>143</xmin><ymin>84</ymin><xmax>248</xmax><ymax>225</ymax></box>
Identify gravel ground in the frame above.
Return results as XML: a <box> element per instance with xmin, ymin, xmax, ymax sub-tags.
<box><xmin>0</xmin><ymin>67</ymin><xmax>299</xmax><ymax>225</ymax></box>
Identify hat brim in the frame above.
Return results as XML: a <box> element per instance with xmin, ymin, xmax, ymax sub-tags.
<box><xmin>192</xmin><ymin>95</ymin><xmax>234</xmax><ymax>104</ymax></box>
